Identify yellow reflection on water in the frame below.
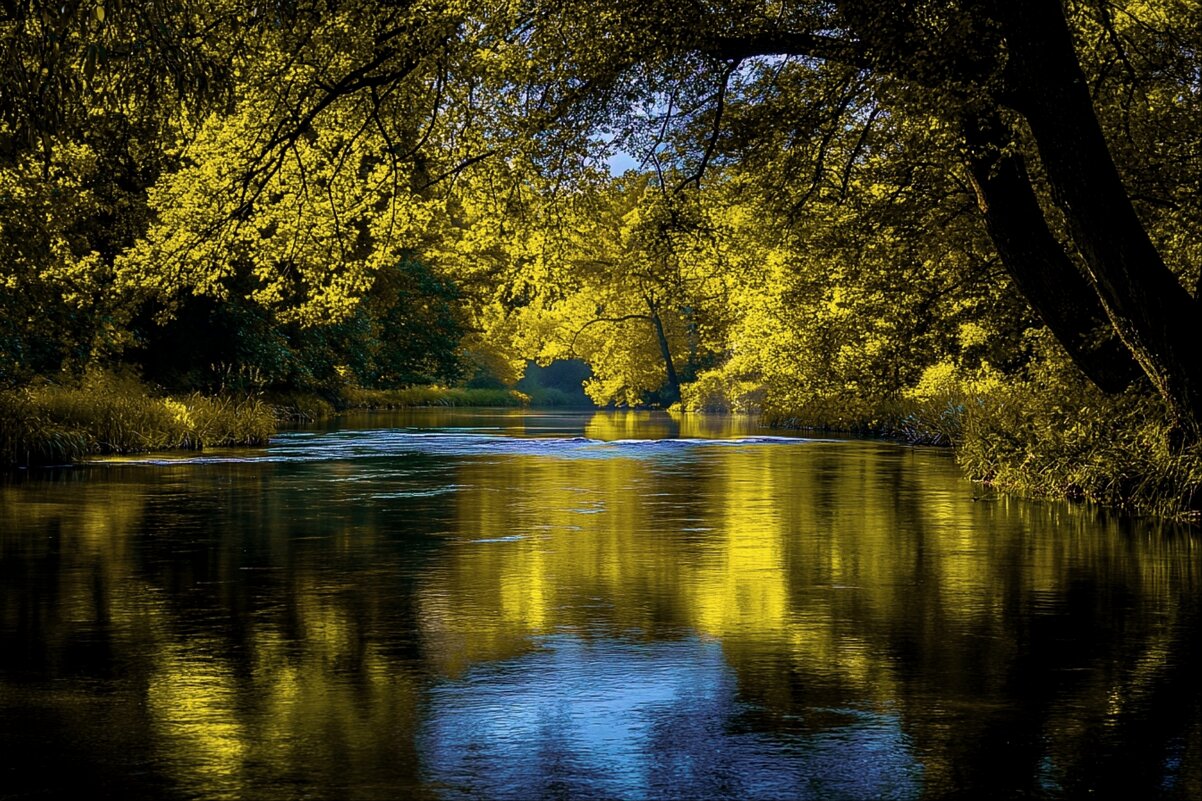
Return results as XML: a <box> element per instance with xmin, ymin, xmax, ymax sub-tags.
<box><xmin>415</xmin><ymin>433</ymin><xmax>1202</xmax><ymax>712</ymax></box>
<box><xmin>1</xmin><ymin>472</ymin><xmax>423</xmax><ymax>801</ymax></box>
<box><xmin>416</xmin><ymin>441</ymin><xmax>924</xmax><ymax>697</ymax></box>
<box><xmin>3</xmin><ymin>417</ymin><xmax>1201</xmax><ymax>799</ymax></box>
<box><xmin>687</xmin><ymin>450</ymin><xmax>790</xmax><ymax>639</ymax></box>
<box><xmin>149</xmin><ymin>641</ymin><xmax>248</xmax><ymax>797</ymax></box>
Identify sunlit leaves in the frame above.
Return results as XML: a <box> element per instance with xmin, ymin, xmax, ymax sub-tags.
<box><xmin>120</xmin><ymin>101</ymin><xmax>437</xmax><ymax>325</ymax></box>
<box><xmin>504</xmin><ymin>174</ymin><xmax>737</xmax><ymax>405</ymax></box>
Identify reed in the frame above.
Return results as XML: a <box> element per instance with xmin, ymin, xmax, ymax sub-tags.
<box><xmin>954</xmin><ymin>379</ymin><xmax>1202</xmax><ymax>521</ymax></box>
<box><xmin>1</xmin><ymin>372</ymin><xmax>277</xmax><ymax>467</ymax></box>
<box><xmin>340</xmin><ymin>385</ymin><xmax>531</xmax><ymax>408</ymax></box>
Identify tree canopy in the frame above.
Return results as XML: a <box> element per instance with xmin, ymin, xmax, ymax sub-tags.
<box><xmin>1</xmin><ymin>0</ymin><xmax>1200</xmax><ymax>441</ymax></box>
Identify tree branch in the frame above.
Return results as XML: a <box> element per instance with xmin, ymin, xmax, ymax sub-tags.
<box><xmin>700</xmin><ymin>31</ymin><xmax>870</xmax><ymax>70</ymax></box>
<box><xmin>569</xmin><ymin>313</ymin><xmax>652</xmax><ymax>355</ymax></box>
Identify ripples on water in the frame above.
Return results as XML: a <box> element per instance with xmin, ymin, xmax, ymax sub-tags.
<box><xmin>91</xmin><ymin>429</ymin><xmax>819</xmax><ymax>464</ymax></box>
<box><xmin>2</xmin><ymin>409</ymin><xmax>1201</xmax><ymax>800</ymax></box>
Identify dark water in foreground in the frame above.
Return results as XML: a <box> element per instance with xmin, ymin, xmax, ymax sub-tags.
<box><xmin>2</xmin><ymin>409</ymin><xmax>1200</xmax><ymax>800</ymax></box>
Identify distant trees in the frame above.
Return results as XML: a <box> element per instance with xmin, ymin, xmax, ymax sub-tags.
<box><xmin>519</xmin><ymin>175</ymin><xmax>731</xmax><ymax>405</ymax></box>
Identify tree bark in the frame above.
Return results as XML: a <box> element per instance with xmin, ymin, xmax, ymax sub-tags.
<box><xmin>961</xmin><ymin>110</ymin><xmax>1143</xmax><ymax>393</ymax></box>
<box><xmin>647</xmin><ymin>300</ymin><xmax>681</xmax><ymax>403</ymax></box>
<box><xmin>994</xmin><ymin>0</ymin><xmax>1202</xmax><ymax>435</ymax></box>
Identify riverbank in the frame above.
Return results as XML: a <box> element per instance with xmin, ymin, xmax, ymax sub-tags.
<box><xmin>759</xmin><ymin>375</ymin><xmax>1202</xmax><ymax>522</ymax></box>
<box><xmin>0</xmin><ymin>374</ymin><xmax>276</xmax><ymax>467</ymax></box>
<box><xmin>7</xmin><ymin>372</ymin><xmax>1198</xmax><ymax>521</ymax></box>
<box><xmin>0</xmin><ymin>375</ymin><xmax>536</xmax><ymax>468</ymax></box>
<box><xmin>953</xmin><ymin>379</ymin><xmax>1202</xmax><ymax>522</ymax></box>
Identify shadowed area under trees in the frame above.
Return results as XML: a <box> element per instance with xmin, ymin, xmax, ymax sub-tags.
<box><xmin>1</xmin><ymin>0</ymin><xmax>1200</xmax><ymax>514</ymax></box>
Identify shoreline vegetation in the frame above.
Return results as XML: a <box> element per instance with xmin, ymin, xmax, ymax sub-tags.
<box><xmin>0</xmin><ymin>372</ymin><xmax>549</xmax><ymax>469</ymax></box>
<box><xmin>5</xmin><ymin>369</ymin><xmax>1199</xmax><ymax>522</ymax></box>
<box><xmin>757</xmin><ymin>381</ymin><xmax>1201</xmax><ymax>523</ymax></box>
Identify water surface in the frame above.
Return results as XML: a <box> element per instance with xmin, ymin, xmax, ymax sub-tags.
<box><xmin>2</xmin><ymin>409</ymin><xmax>1200</xmax><ymax>799</ymax></box>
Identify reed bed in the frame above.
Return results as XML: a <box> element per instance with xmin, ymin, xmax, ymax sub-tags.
<box><xmin>341</xmin><ymin>385</ymin><xmax>530</xmax><ymax>408</ymax></box>
<box><xmin>1</xmin><ymin>373</ymin><xmax>276</xmax><ymax>467</ymax></box>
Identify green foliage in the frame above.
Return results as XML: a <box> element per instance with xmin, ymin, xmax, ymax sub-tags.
<box><xmin>126</xmin><ymin>259</ymin><xmax>468</xmax><ymax>396</ymax></box>
<box><xmin>358</xmin><ymin>260</ymin><xmax>469</xmax><ymax>388</ymax></box>
<box><xmin>0</xmin><ymin>0</ymin><xmax>230</xmax><ymax>384</ymax></box>
<box><xmin>2</xmin><ymin>0</ymin><xmax>478</xmax><ymax>399</ymax></box>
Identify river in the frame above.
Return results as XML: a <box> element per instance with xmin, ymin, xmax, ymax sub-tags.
<box><xmin>1</xmin><ymin>409</ymin><xmax>1200</xmax><ymax>799</ymax></box>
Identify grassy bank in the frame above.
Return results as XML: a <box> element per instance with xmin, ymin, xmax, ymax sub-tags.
<box><xmin>1</xmin><ymin>373</ymin><xmax>276</xmax><ymax>467</ymax></box>
<box><xmin>2</xmin><ymin>377</ymin><xmax>540</xmax><ymax>467</ymax></box>
<box><xmin>339</xmin><ymin>385</ymin><xmax>531</xmax><ymax>409</ymax></box>
<box><xmin>953</xmin><ymin>377</ymin><xmax>1202</xmax><ymax>521</ymax></box>
<box><xmin>758</xmin><ymin>365</ymin><xmax>1202</xmax><ymax>521</ymax></box>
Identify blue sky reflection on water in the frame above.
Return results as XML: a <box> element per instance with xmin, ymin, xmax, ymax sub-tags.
<box><xmin>6</xmin><ymin>410</ymin><xmax>1202</xmax><ymax>799</ymax></box>
<box><xmin>420</xmin><ymin>635</ymin><xmax>922</xmax><ymax>800</ymax></box>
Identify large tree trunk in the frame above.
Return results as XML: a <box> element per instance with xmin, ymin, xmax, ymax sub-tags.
<box><xmin>961</xmin><ymin>110</ymin><xmax>1143</xmax><ymax>393</ymax></box>
<box><xmin>995</xmin><ymin>0</ymin><xmax>1202</xmax><ymax>435</ymax></box>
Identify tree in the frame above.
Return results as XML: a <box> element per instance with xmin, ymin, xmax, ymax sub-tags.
<box><xmin>5</xmin><ymin>0</ymin><xmax>1198</xmax><ymax>435</ymax></box>
<box><xmin>489</xmin><ymin>0</ymin><xmax>1201</xmax><ymax>434</ymax></box>
<box><xmin>1</xmin><ymin>0</ymin><xmax>483</xmax><ymax>389</ymax></box>
<box><xmin>682</xmin><ymin>117</ymin><xmax>1028</xmax><ymax>420</ymax></box>
<box><xmin>0</xmin><ymin>0</ymin><xmax>232</xmax><ymax>384</ymax></box>
<box><xmin>522</xmin><ymin>174</ymin><xmax>732</xmax><ymax>405</ymax></box>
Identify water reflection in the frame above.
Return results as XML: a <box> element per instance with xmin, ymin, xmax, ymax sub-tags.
<box><xmin>1</xmin><ymin>410</ymin><xmax>1200</xmax><ymax>799</ymax></box>
<box><xmin>421</xmin><ymin>636</ymin><xmax>921</xmax><ymax>800</ymax></box>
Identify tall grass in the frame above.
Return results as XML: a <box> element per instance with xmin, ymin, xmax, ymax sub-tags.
<box><xmin>754</xmin><ymin>359</ymin><xmax>1202</xmax><ymax>519</ymax></box>
<box><xmin>0</xmin><ymin>374</ymin><xmax>540</xmax><ymax>467</ymax></box>
<box><xmin>954</xmin><ymin>377</ymin><xmax>1202</xmax><ymax>520</ymax></box>
<box><xmin>340</xmin><ymin>385</ymin><xmax>531</xmax><ymax>408</ymax></box>
<box><xmin>1</xmin><ymin>372</ymin><xmax>276</xmax><ymax>467</ymax></box>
